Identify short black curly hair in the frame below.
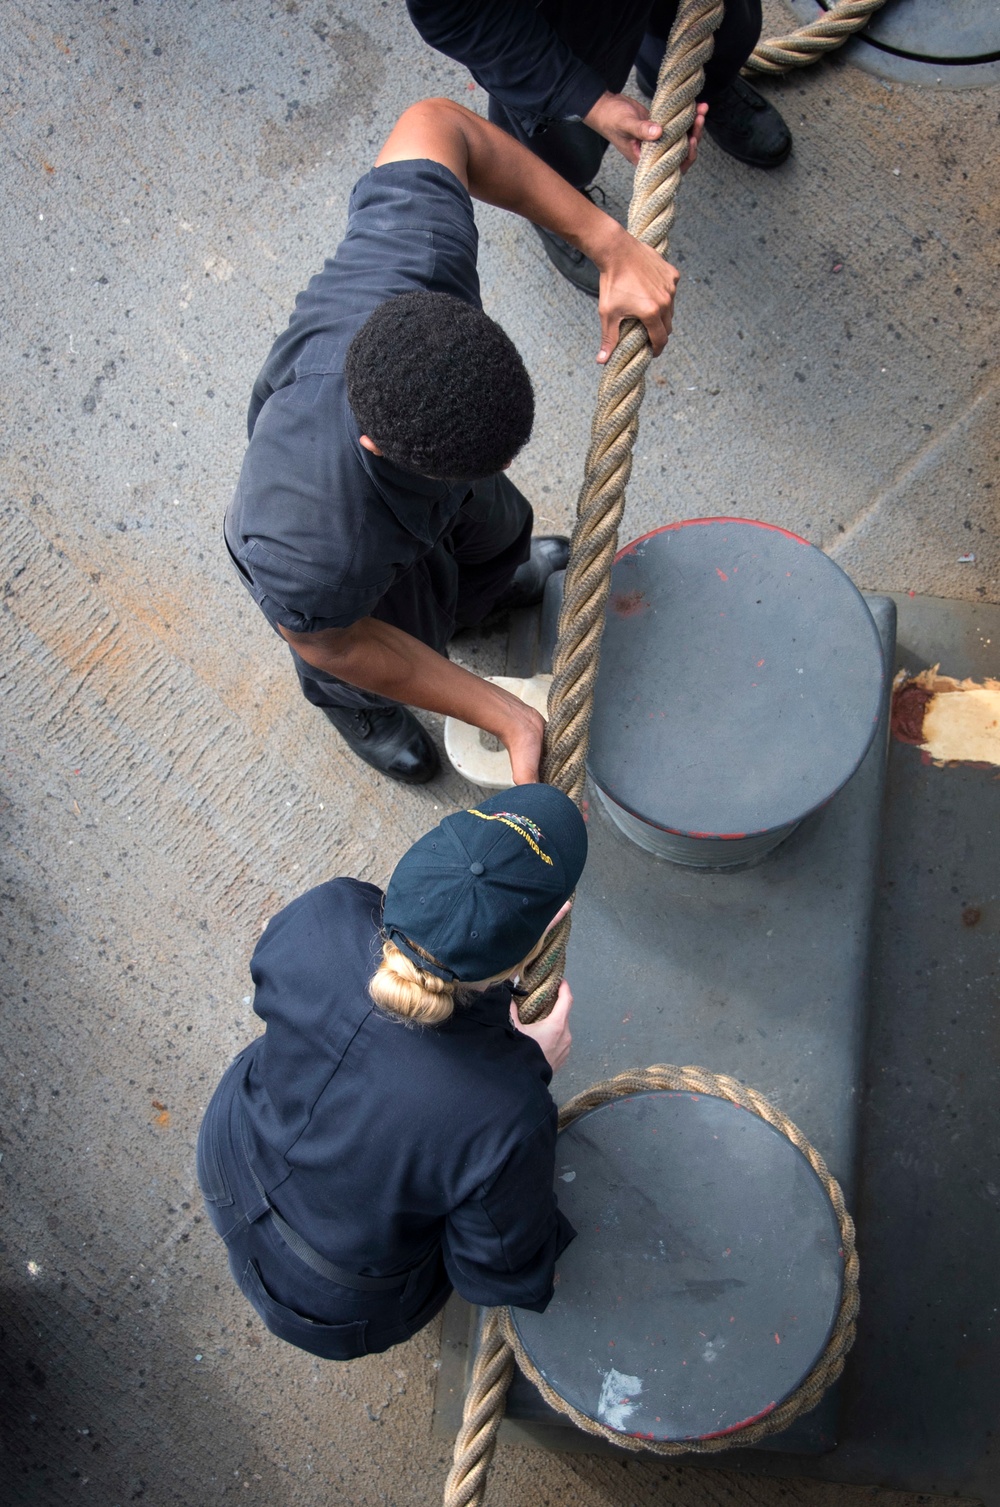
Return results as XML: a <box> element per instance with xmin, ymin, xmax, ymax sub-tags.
<box><xmin>345</xmin><ymin>291</ymin><xmax>534</xmax><ymax>480</ymax></box>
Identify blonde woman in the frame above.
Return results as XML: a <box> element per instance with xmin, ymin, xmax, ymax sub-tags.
<box><xmin>197</xmin><ymin>785</ymin><xmax>586</xmax><ymax>1360</ymax></box>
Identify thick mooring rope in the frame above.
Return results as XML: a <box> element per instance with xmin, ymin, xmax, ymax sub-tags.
<box><xmin>515</xmin><ymin>0</ymin><xmax>887</xmax><ymax>1029</ymax></box>
<box><xmin>443</xmin><ymin>0</ymin><xmax>879</xmax><ymax>1497</ymax></box>
<box><xmin>747</xmin><ymin>0</ymin><xmax>887</xmax><ymax>77</ymax></box>
<box><xmin>516</xmin><ymin>0</ymin><xmax>725</xmax><ymax>1027</ymax></box>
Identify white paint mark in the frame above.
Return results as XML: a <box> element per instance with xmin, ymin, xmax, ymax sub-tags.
<box><xmin>203</xmin><ymin>255</ymin><xmax>233</xmax><ymax>283</ymax></box>
<box><xmin>558</xmin><ymin>1170</ymin><xmax>576</xmax><ymax>1182</ymax></box>
<box><xmin>597</xmin><ymin>1367</ymin><xmax>642</xmax><ymax>1432</ymax></box>
<box><xmin>27</xmin><ymin>1261</ymin><xmax>41</xmax><ymax>1279</ymax></box>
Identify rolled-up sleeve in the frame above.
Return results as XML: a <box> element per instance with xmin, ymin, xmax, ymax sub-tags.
<box><xmin>407</xmin><ymin>0</ymin><xmax>607</xmax><ymax>135</ymax></box>
<box><xmin>442</xmin><ymin>1112</ymin><xmax>577</xmax><ymax>1311</ymax></box>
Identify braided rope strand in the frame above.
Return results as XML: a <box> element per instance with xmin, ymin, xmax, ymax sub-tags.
<box><xmin>747</xmin><ymin>0</ymin><xmax>887</xmax><ymax>76</ymax></box>
<box><xmin>442</xmin><ymin>1308</ymin><xmax>515</xmax><ymax>1506</ymax></box>
<box><xmin>518</xmin><ymin>0</ymin><xmax>723</xmax><ymax>1026</ymax></box>
<box><xmin>442</xmin><ymin>0</ymin><xmax>881</xmax><ymax>1494</ymax></box>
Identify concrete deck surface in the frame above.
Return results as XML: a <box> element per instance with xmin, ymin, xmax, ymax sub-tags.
<box><xmin>1</xmin><ymin>1</ymin><xmax>996</xmax><ymax>1504</ymax></box>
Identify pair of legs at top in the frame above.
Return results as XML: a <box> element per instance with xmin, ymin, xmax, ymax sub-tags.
<box><xmin>487</xmin><ymin>0</ymin><xmax>790</xmax><ymax>295</ymax></box>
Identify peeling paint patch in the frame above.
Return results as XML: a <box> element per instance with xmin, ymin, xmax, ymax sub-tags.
<box><xmin>892</xmin><ymin>667</ymin><xmax>1000</xmax><ymax>766</ymax></box>
<box><xmin>597</xmin><ymin>1366</ymin><xmax>642</xmax><ymax>1431</ymax></box>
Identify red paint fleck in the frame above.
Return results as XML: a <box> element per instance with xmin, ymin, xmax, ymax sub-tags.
<box><xmin>716</xmin><ymin>568</ymin><xmax>728</xmax><ymax>582</ymax></box>
<box><xmin>756</xmin><ymin>659</ymin><xmax>765</xmax><ymax>667</ymax></box>
<box><xmin>466</xmin><ymin>80</ymin><xmax>476</xmax><ymax>90</ymax></box>
<box><xmin>908</xmin><ymin>589</ymin><xmax>916</xmax><ymax>597</ymax></box>
<box><xmin>832</xmin><ymin>262</ymin><xmax>843</xmax><ymax>272</ymax></box>
<box><xmin>723</xmin><ymin>1248</ymin><xmax>731</xmax><ymax>1256</ymax></box>
<box><xmin>698</xmin><ymin>1401</ymin><xmax>777</xmax><ymax>1440</ymax></box>
<box><xmin>774</xmin><ymin>1333</ymin><xmax>781</xmax><ymax>1344</ymax></box>
<box><xmin>610</xmin><ymin>588</ymin><xmax>649</xmax><ymax>617</ymax></box>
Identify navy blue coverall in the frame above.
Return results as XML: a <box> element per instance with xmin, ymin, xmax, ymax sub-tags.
<box><xmin>197</xmin><ymin>879</ymin><xmax>574</xmax><ymax>1359</ymax></box>
<box><xmin>224</xmin><ymin>160</ymin><xmax>532</xmax><ymax>714</ymax></box>
<box><xmin>407</xmin><ymin>0</ymin><xmax>763</xmax><ymax>189</ymax></box>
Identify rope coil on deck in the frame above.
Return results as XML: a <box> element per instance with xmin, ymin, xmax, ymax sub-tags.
<box><xmin>747</xmin><ymin>0</ymin><xmax>888</xmax><ymax>78</ymax></box>
<box><xmin>500</xmin><ymin>1066</ymin><xmax>860</xmax><ymax>1454</ymax></box>
<box><xmin>443</xmin><ymin>0</ymin><xmax>879</xmax><ymax>1498</ymax></box>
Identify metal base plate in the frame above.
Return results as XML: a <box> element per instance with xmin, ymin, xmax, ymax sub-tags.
<box><xmin>436</xmin><ymin>594</ymin><xmax>1000</xmax><ymax>1501</ymax></box>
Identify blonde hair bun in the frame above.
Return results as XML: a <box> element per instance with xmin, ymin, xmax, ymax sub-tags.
<box><xmin>368</xmin><ymin>938</ymin><xmax>456</xmax><ymax>1025</ymax></box>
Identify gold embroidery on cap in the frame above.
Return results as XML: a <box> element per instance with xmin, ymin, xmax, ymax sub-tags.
<box><xmin>467</xmin><ymin>809</ymin><xmax>554</xmax><ymax>866</ymax></box>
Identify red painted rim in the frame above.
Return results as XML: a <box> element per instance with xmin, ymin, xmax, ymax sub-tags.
<box><xmin>615</xmin><ymin>517</ymin><xmax>811</xmax><ymax>563</ymax></box>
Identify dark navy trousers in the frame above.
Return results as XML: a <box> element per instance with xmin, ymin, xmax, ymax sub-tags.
<box><xmin>489</xmin><ymin>0</ymin><xmax>763</xmax><ymax>190</ymax></box>
<box><xmin>197</xmin><ymin>1050</ymin><xmax>452</xmax><ymax>1360</ymax></box>
<box><xmin>290</xmin><ymin>469</ymin><xmax>532</xmax><ymax>713</ymax></box>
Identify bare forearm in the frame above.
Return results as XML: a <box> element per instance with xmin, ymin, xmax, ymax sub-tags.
<box><xmin>375</xmin><ymin>99</ymin><xmax>679</xmax><ymax>360</ymax></box>
<box><xmin>458</xmin><ymin>107</ymin><xmax>625</xmax><ymax>265</ymax></box>
<box><xmin>280</xmin><ymin>617</ymin><xmax>544</xmax><ymax>779</ymax></box>
<box><xmin>377</xmin><ymin>99</ymin><xmax>624</xmax><ymax>269</ymax></box>
<box><xmin>331</xmin><ymin>620</ymin><xmax>524</xmax><ymax>729</ymax></box>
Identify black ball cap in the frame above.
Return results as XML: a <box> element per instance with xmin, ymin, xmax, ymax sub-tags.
<box><xmin>383</xmin><ymin>785</ymin><xmax>588</xmax><ymax>982</ymax></box>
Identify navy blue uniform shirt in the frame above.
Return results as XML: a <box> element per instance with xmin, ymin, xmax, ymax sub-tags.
<box><xmin>407</xmin><ymin>0</ymin><xmax>658</xmax><ymax>135</ymax></box>
<box><xmin>236</xmin><ymin>878</ymin><xmax>575</xmax><ymax>1312</ymax></box>
<box><xmin>224</xmin><ymin>160</ymin><xmax>486</xmax><ymax>641</ymax></box>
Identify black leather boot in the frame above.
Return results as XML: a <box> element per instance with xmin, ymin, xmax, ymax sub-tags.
<box><xmin>532</xmin><ymin>224</ymin><xmax>600</xmax><ymax>297</ymax></box>
<box><xmin>322</xmin><ymin>704</ymin><xmax>439</xmax><ymax>784</ymax></box>
<box><xmin>635</xmin><ymin>69</ymin><xmax>791</xmax><ymax>170</ymax></box>
<box><xmin>493</xmin><ymin>536</ymin><xmax>570</xmax><ymax>612</ymax></box>
<box><xmin>702</xmin><ymin>78</ymin><xmax>792</xmax><ymax>168</ymax></box>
